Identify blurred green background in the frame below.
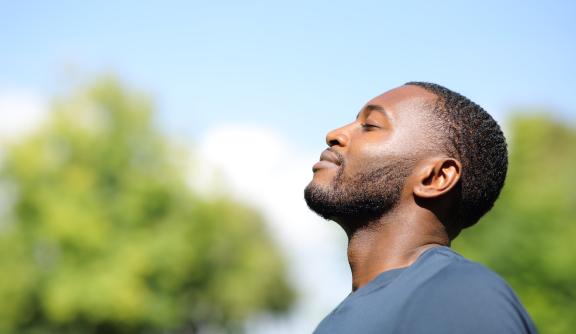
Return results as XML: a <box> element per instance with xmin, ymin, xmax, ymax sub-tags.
<box><xmin>1</xmin><ymin>1</ymin><xmax>575</xmax><ymax>333</ymax></box>
<box><xmin>0</xmin><ymin>78</ymin><xmax>295</xmax><ymax>333</ymax></box>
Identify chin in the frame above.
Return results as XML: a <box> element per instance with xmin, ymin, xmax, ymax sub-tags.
<box><xmin>311</xmin><ymin>168</ymin><xmax>339</xmax><ymax>185</ymax></box>
<box><xmin>308</xmin><ymin>177</ymin><xmax>333</xmax><ymax>193</ymax></box>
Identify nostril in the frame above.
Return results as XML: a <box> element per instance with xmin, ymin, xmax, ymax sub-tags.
<box><xmin>326</xmin><ymin>132</ymin><xmax>349</xmax><ymax>147</ymax></box>
<box><xmin>326</xmin><ymin>127</ymin><xmax>349</xmax><ymax>147</ymax></box>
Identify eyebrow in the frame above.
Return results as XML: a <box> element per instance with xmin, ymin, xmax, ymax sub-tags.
<box><xmin>356</xmin><ymin>104</ymin><xmax>392</xmax><ymax>121</ymax></box>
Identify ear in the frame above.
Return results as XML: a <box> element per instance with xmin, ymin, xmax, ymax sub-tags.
<box><xmin>413</xmin><ymin>158</ymin><xmax>462</xmax><ymax>198</ymax></box>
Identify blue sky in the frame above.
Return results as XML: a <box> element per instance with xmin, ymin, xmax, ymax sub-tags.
<box><xmin>1</xmin><ymin>0</ymin><xmax>575</xmax><ymax>152</ymax></box>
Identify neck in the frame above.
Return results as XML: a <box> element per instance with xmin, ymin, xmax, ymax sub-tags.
<box><xmin>344</xmin><ymin>208</ymin><xmax>450</xmax><ymax>291</ymax></box>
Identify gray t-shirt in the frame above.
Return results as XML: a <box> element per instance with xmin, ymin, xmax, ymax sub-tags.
<box><xmin>314</xmin><ymin>246</ymin><xmax>537</xmax><ymax>333</ymax></box>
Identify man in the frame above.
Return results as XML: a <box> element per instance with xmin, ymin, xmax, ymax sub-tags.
<box><xmin>304</xmin><ymin>82</ymin><xmax>537</xmax><ymax>333</ymax></box>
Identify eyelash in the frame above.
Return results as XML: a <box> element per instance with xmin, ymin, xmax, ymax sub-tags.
<box><xmin>361</xmin><ymin>123</ymin><xmax>379</xmax><ymax>130</ymax></box>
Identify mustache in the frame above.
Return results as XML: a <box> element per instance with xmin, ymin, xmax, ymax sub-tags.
<box><xmin>326</xmin><ymin>147</ymin><xmax>345</xmax><ymax>165</ymax></box>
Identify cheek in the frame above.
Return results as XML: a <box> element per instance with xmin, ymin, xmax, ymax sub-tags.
<box><xmin>346</xmin><ymin>142</ymin><xmax>390</xmax><ymax>168</ymax></box>
<box><xmin>342</xmin><ymin>141</ymin><xmax>408</xmax><ymax>180</ymax></box>
<box><xmin>340</xmin><ymin>154</ymin><xmax>374</xmax><ymax>181</ymax></box>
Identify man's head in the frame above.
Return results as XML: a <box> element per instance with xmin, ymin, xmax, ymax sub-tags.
<box><xmin>304</xmin><ymin>82</ymin><xmax>507</xmax><ymax>236</ymax></box>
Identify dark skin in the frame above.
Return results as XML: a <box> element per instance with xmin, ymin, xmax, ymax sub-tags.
<box><xmin>311</xmin><ymin>85</ymin><xmax>462</xmax><ymax>291</ymax></box>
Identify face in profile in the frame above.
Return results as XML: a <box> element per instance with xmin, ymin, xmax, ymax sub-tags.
<box><xmin>304</xmin><ymin>85</ymin><xmax>439</xmax><ymax>225</ymax></box>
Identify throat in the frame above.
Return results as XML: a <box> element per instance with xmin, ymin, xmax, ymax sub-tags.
<box><xmin>346</xmin><ymin>223</ymin><xmax>448</xmax><ymax>291</ymax></box>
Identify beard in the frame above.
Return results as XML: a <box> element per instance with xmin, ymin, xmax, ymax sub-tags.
<box><xmin>304</xmin><ymin>155</ymin><xmax>417</xmax><ymax>225</ymax></box>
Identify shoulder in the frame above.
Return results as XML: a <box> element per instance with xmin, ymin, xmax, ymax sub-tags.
<box><xmin>413</xmin><ymin>246</ymin><xmax>512</xmax><ymax>290</ymax></box>
<box><xmin>424</xmin><ymin>249</ymin><xmax>510</xmax><ymax>293</ymax></box>
<box><xmin>406</xmin><ymin>246</ymin><xmax>511</xmax><ymax>295</ymax></box>
<box><xmin>395</xmin><ymin>247</ymin><xmax>537</xmax><ymax>333</ymax></box>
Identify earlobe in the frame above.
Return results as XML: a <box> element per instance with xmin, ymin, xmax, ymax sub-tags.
<box><xmin>414</xmin><ymin>158</ymin><xmax>461</xmax><ymax>199</ymax></box>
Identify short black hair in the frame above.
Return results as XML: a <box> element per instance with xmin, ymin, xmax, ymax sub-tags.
<box><xmin>405</xmin><ymin>82</ymin><xmax>508</xmax><ymax>230</ymax></box>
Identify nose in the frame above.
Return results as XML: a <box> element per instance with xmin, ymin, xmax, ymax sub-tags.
<box><xmin>325</xmin><ymin>125</ymin><xmax>350</xmax><ymax>147</ymax></box>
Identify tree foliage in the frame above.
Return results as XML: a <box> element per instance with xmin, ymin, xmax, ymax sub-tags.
<box><xmin>454</xmin><ymin>113</ymin><xmax>576</xmax><ymax>334</ymax></box>
<box><xmin>0</xmin><ymin>77</ymin><xmax>295</xmax><ymax>333</ymax></box>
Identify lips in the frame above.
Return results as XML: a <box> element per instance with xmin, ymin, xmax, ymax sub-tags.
<box><xmin>312</xmin><ymin>149</ymin><xmax>342</xmax><ymax>172</ymax></box>
<box><xmin>320</xmin><ymin>149</ymin><xmax>341</xmax><ymax>165</ymax></box>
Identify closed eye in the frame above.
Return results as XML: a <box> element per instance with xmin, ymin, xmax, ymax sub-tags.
<box><xmin>361</xmin><ymin>123</ymin><xmax>379</xmax><ymax>130</ymax></box>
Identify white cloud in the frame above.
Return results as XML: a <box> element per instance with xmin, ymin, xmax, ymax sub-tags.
<box><xmin>193</xmin><ymin>124</ymin><xmax>350</xmax><ymax>333</ymax></box>
<box><xmin>0</xmin><ymin>91</ymin><xmax>49</xmax><ymax>142</ymax></box>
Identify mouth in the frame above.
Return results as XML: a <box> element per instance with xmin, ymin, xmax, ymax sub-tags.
<box><xmin>312</xmin><ymin>149</ymin><xmax>342</xmax><ymax>172</ymax></box>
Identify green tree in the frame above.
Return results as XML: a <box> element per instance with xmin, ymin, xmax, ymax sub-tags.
<box><xmin>454</xmin><ymin>113</ymin><xmax>576</xmax><ymax>334</ymax></box>
<box><xmin>0</xmin><ymin>77</ymin><xmax>295</xmax><ymax>333</ymax></box>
